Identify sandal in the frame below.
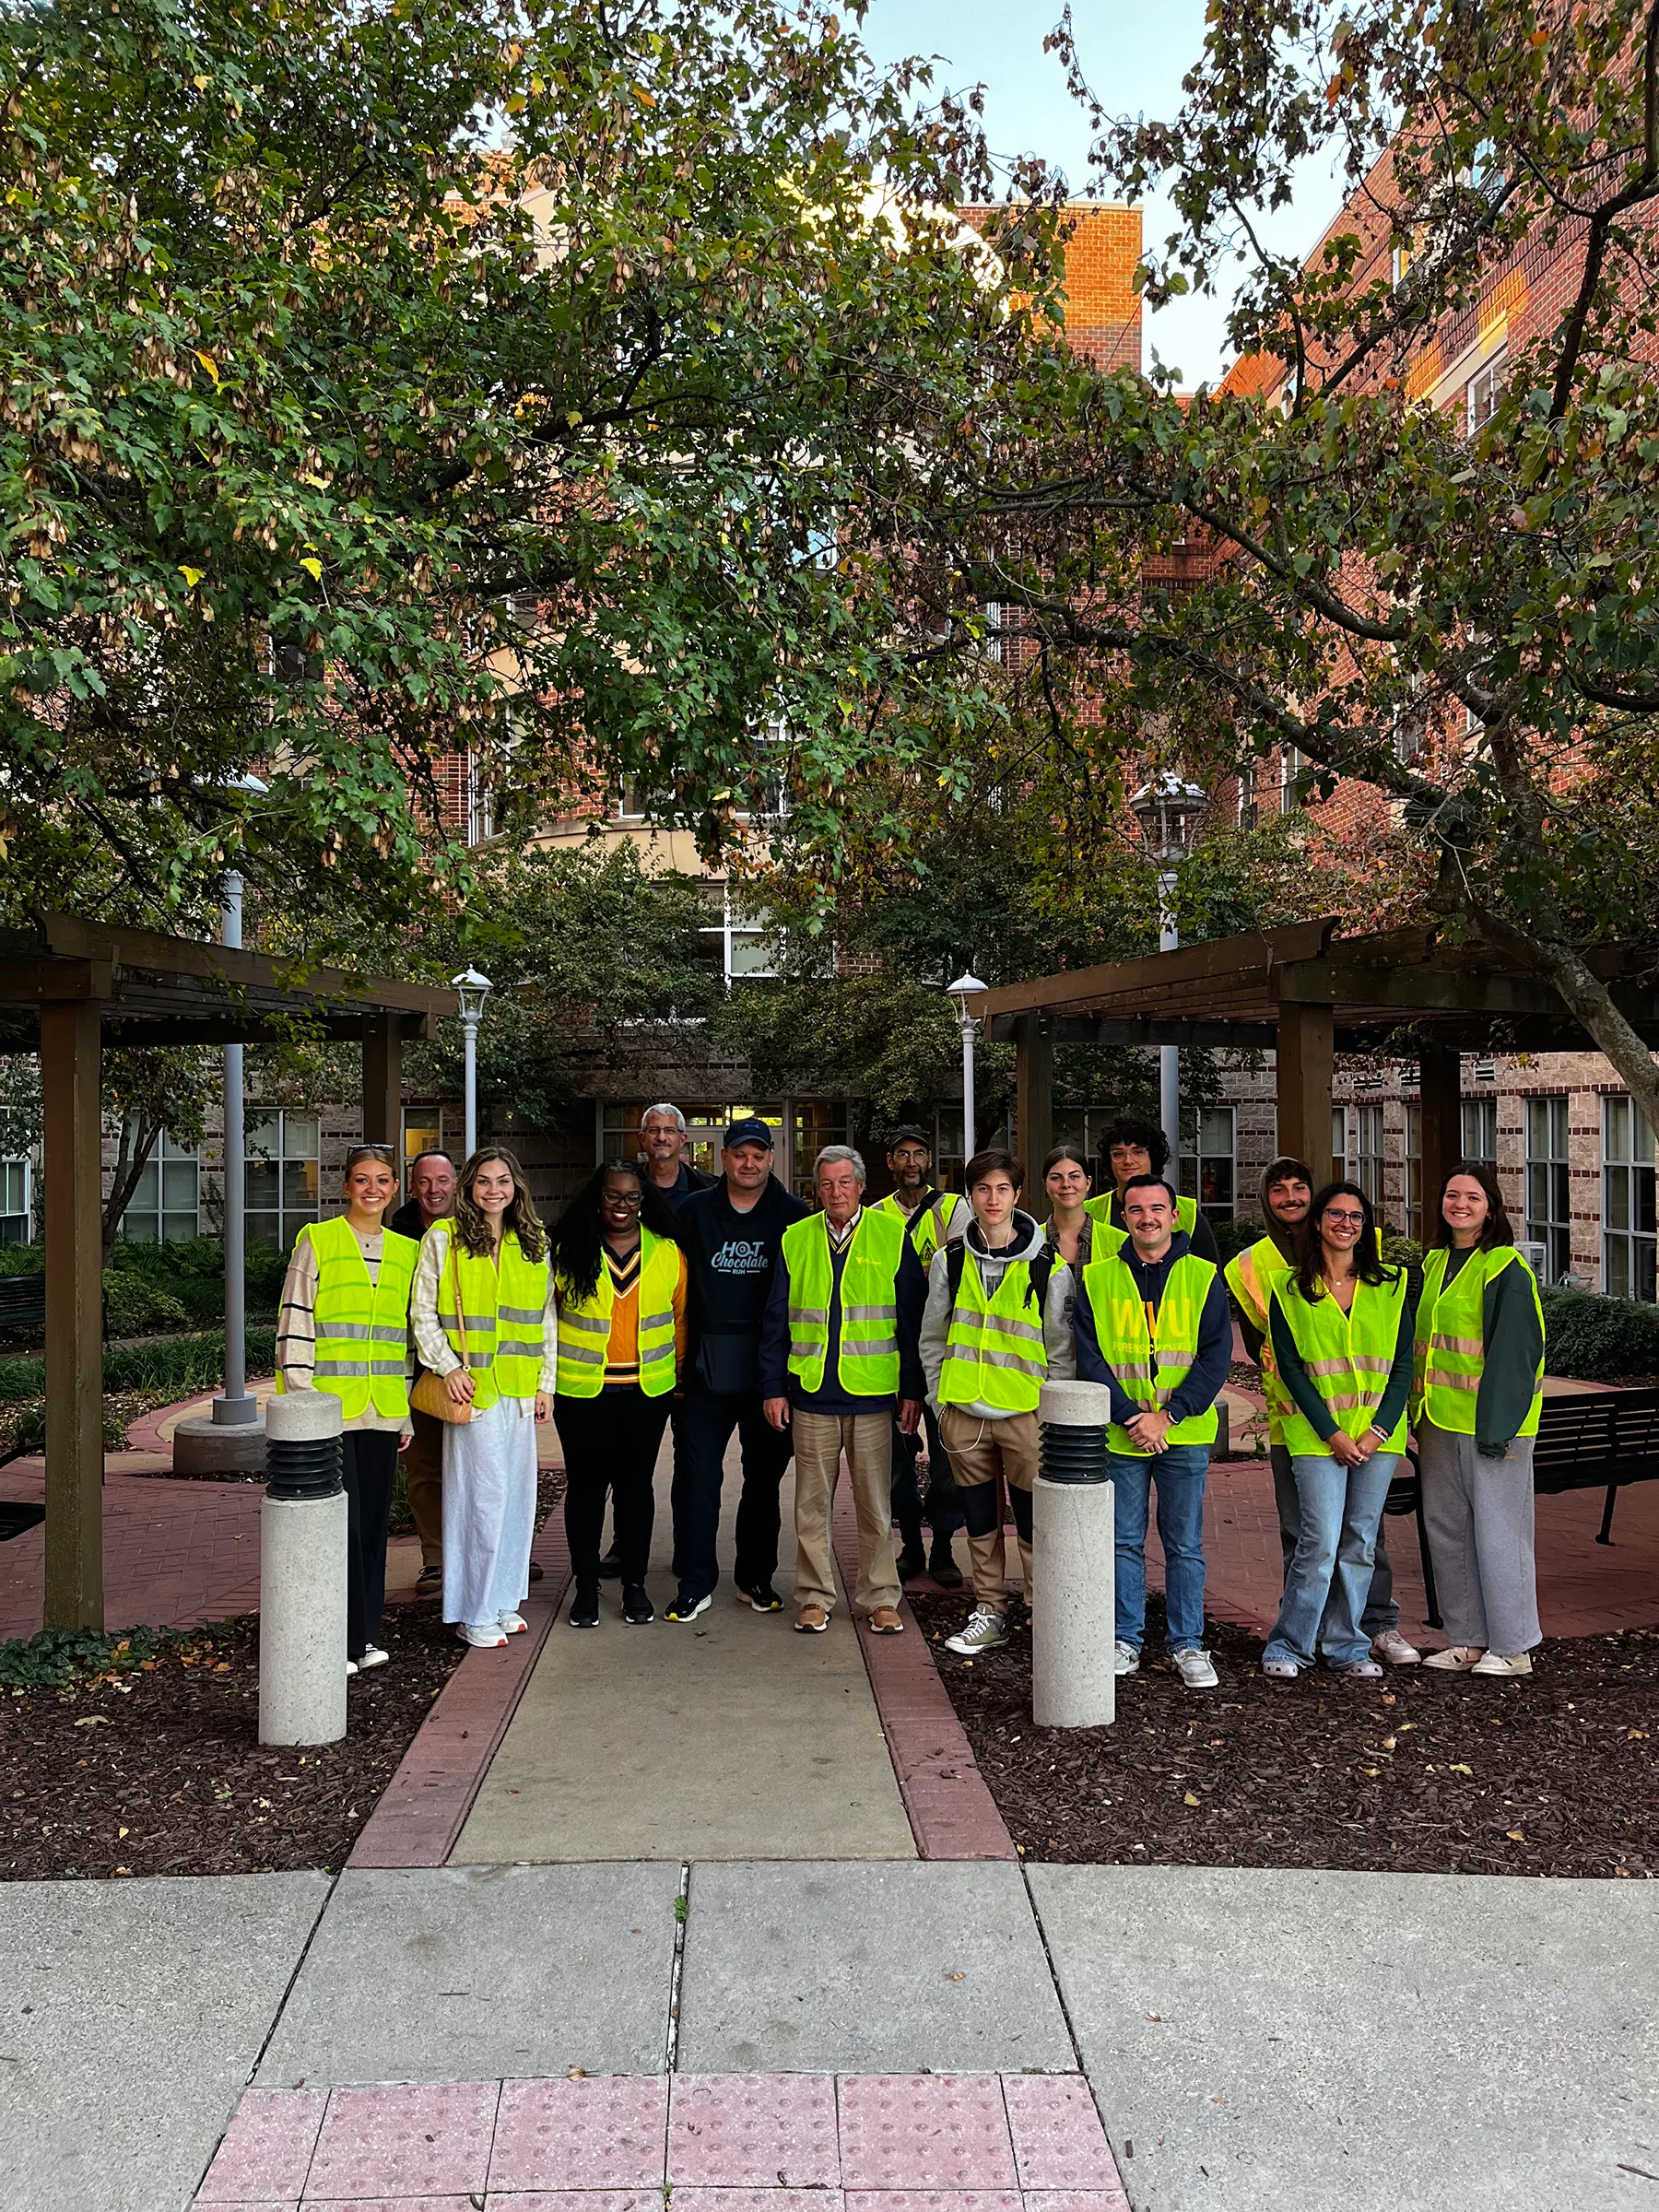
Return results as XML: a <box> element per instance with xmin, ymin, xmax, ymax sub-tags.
<box><xmin>1262</xmin><ymin>1656</ymin><xmax>1300</xmax><ymax>1679</ymax></box>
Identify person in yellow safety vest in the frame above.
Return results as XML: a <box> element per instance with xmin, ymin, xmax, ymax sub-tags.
<box><xmin>759</xmin><ymin>1145</ymin><xmax>928</xmax><ymax>1635</ymax></box>
<box><xmin>1075</xmin><ymin>1174</ymin><xmax>1232</xmax><ymax>1688</ymax></box>
<box><xmin>918</xmin><ymin>1147</ymin><xmax>1077</xmax><ymax>1657</ymax></box>
<box><xmin>1083</xmin><ymin>1114</ymin><xmax>1221</xmax><ymax>1265</ymax></box>
<box><xmin>1260</xmin><ymin>1181</ymin><xmax>1417</xmax><ymax>1681</ymax></box>
<box><xmin>1225</xmin><ymin>1157</ymin><xmax>1420</xmax><ymax>1667</ymax></box>
<box><xmin>547</xmin><ymin>1162</ymin><xmax>688</xmax><ymax>1628</ymax></box>
<box><xmin>1414</xmin><ymin>1161</ymin><xmax>1547</xmax><ymax>1679</ymax></box>
<box><xmin>276</xmin><ymin>1143</ymin><xmax>418</xmax><ymax>1677</ymax></box>
<box><xmin>869</xmin><ymin>1124</ymin><xmax>968</xmax><ymax>1590</ymax></box>
<box><xmin>411</xmin><ymin>1147</ymin><xmax>555</xmax><ymax>1651</ymax></box>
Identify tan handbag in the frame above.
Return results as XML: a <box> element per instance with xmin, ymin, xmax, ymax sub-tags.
<box><xmin>409</xmin><ymin>1232</ymin><xmax>481</xmax><ymax>1425</ymax></box>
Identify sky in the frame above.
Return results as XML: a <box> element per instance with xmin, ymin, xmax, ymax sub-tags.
<box><xmin>862</xmin><ymin>0</ymin><xmax>1344</xmax><ymax>388</ymax></box>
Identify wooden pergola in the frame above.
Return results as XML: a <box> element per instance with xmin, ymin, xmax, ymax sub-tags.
<box><xmin>985</xmin><ymin>916</ymin><xmax>1659</xmax><ymax>1188</ymax></box>
<box><xmin>0</xmin><ymin>912</ymin><xmax>454</xmax><ymax>1630</ymax></box>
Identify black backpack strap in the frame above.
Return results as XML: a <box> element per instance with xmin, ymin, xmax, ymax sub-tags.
<box><xmin>947</xmin><ymin>1240</ymin><xmax>968</xmax><ymax>1300</ymax></box>
<box><xmin>1028</xmin><ymin>1250</ymin><xmax>1055</xmax><ymax>1312</ymax></box>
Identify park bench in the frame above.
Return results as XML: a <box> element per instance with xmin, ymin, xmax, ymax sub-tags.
<box><xmin>1391</xmin><ymin>1384</ymin><xmax>1659</xmax><ymax>1629</ymax></box>
<box><xmin>0</xmin><ymin>1272</ymin><xmax>46</xmax><ymax>1336</ymax></box>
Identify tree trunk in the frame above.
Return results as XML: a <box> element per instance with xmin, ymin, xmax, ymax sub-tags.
<box><xmin>101</xmin><ymin>1115</ymin><xmax>160</xmax><ymax>1259</ymax></box>
<box><xmin>1473</xmin><ymin>912</ymin><xmax>1659</xmax><ymax>1138</ymax></box>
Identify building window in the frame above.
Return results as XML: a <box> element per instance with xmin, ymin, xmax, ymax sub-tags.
<box><xmin>1524</xmin><ymin>1095</ymin><xmax>1571</xmax><ymax>1285</ymax></box>
<box><xmin>246</xmin><ymin>1112</ymin><xmax>320</xmax><ymax>1253</ymax></box>
<box><xmin>1332</xmin><ymin>1105</ymin><xmax>1348</xmax><ymax>1186</ymax></box>
<box><xmin>1181</xmin><ymin>1107</ymin><xmax>1236</xmax><ymax>1222</ymax></box>
<box><xmin>0</xmin><ymin>1140</ymin><xmax>31</xmax><ymax>1245</ymax></box>
<box><xmin>1603</xmin><ymin>1095</ymin><xmax>1656</xmax><ymax>1302</ymax></box>
<box><xmin>1461</xmin><ymin>1098</ymin><xmax>1498</xmax><ymax>1162</ymax></box>
<box><xmin>120</xmin><ymin>1127</ymin><xmax>200</xmax><ymax>1243</ymax></box>
<box><xmin>1237</xmin><ymin>763</ymin><xmax>1257</xmax><ymax>830</ymax></box>
<box><xmin>793</xmin><ymin>1103</ymin><xmax>849</xmax><ymax>1204</ymax></box>
<box><xmin>699</xmin><ymin>886</ymin><xmax>777</xmax><ymax>982</ymax></box>
<box><xmin>1467</xmin><ymin>348</ymin><xmax>1507</xmax><ymax>435</ymax></box>
<box><xmin>1280</xmin><ymin>744</ymin><xmax>1305</xmax><ymax>814</ymax></box>
<box><xmin>402</xmin><ymin>1108</ymin><xmax>443</xmax><ymax>1194</ymax></box>
<box><xmin>1352</xmin><ymin>1103</ymin><xmax>1385</xmax><ymax>1207</ymax></box>
<box><xmin>1405</xmin><ymin>1103</ymin><xmax>1422</xmax><ymax>1240</ymax></box>
<box><xmin>1391</xmin><ymin>242</ymin><xmax>1413</xmax><ymax>289</ymax></box>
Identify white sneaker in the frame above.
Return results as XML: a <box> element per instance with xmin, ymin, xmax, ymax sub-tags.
<box><xmin>458</xmin><ymin>1621</ymin><xmax>508</xmax><ymax>1648</ymax></box>
<box><xmin>1371</xmin><ymin>1627</ymin><xmax>1421</xmax><ymax>1666</ymax></box>
<box><xmin>344</xmin><ymin>1657</ymin><xmax>359</xmax><ymax>1677</ymax></box>
<box><xmin>1171</xmin><ymin>1646</ymin><xmax>1219</xmax><ymax>1688</ymax></box>
<box><xmin>358</xmin><ymin>1645</ymin><xmax>390</xmax><ymax>1670</ymax></box>
<box><xmin>497</xmin><ymin>1611</ymin><xmax>528</xmax><ymax>1635</ymax></box>
<box><xmin>945</xmin><ymin>1608</ymin><xmax>1007</xmax><ymax>1655</ymax></box>
<box><xmin>1471</xmin><ymin>1650</ymin><xmax>1533</xmax><ymax>1677</ymax></box>
<box><xmin>1114</xmin><ymin>1640</ymin><xmax>1140</xmax><ymax>1677</ymax></box>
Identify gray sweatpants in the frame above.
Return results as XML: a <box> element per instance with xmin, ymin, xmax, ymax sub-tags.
<box><xmin>1418</xmin><ymin>1423</ymin><xmax>1541</xmax><ymax>1653</ymax></box>
<box><xmin>1271</xmin><ymin>1443</ymin><xmax>1398</xmax><ymax>1636</ymax></box>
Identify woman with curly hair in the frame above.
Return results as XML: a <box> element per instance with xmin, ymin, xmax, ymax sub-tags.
<box><xmin>411</xmin><ymin>1147</ymin><xmax>554</xmax><ymax>1648</ymax></box>
<box><xmin>549</xmin><ymin>1161</ymin><xmax>688</xmax><ymax>1628</ymax></box>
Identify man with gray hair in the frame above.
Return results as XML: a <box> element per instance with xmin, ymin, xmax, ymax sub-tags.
<box><xmin>636</xmin><ymin>1101</ymin><xmax>716</xmax><ymax>1211</ymax></box>
<box><xmin>759</xmin><ymin>1144</ymin><xmax>927</xmax><ymax>1635</ymax></box>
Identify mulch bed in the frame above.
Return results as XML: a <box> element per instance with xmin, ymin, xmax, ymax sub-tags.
<box><xmin>910</xmin><ymin>1591</ymin><xmax>1658</xmax><ymax>1879</ymax></box>
<box><xmin>0</xmin><ymin>1603</ymin><xmax>465</xmax><ymax>1881</ymax></box>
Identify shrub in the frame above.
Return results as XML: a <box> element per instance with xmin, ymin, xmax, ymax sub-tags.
<box><xmin>1538</xmin><ymin>1288</ymin><xmax>1659</xmax><ymax>1381</ymax></box>
<box><xmin>1212</xmin><ymin>1213</ymin><xmax>1264</xmax><ymax>1265</ymax></box>
<box><xmin>102</xmin><ymin>1269</ymin><xmax>191</xmax><ymax>1338</ymax></box>
<box><xmin>0</xmin><ymin>1622</ymin><xmax>195</xmax><ymax>1689</ymax></box>
<box><xmin>0</xmin><ymin>1327</ymin><xmax>278</xmax><ymax>1405</ymax></box>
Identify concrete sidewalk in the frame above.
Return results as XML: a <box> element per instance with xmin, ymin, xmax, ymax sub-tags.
<box><xmin>6</xmin><ymin>1859</ymin><xmax>1656</xmax><ymax>2212</ymax></box>
<box><xmin>453</xmin><ymin>1435</ymin><xmax>915</xmax><ymax>1864</ymax></box>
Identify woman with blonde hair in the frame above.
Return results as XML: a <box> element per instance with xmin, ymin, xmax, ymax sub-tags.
<box><xmin>411</xmin><ymin>1147</ymin><xmax>555</xmax><ymax>1648</ymax></box>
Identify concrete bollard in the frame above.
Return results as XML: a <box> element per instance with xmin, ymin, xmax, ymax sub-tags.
<box><xmin>259</xmin><ymin>1392</ymin><xmax>347</xmax><ymax>1747</ymax></box>
<box><xmin>1033</xmin><ymin>1379</ymin><xmax>1117</xmax><ymax>1729</ymax></box>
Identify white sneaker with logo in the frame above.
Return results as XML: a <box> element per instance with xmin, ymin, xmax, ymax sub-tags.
<box><xmin>1171</xmin><ymin>1646</ymin><xmax>1219</xmax><ymax>1688</ymax></box>
<box><xmin>1113</xmin><ymin>1640</ymin><xmax>1140</xmax><ymax>1677</ymax></box>
<box><xmin>944</xmin><ymin>1608</ymin><xmax>1008</xmax><ymax>1656</ymax></box>
<box><xmin>1371</xmin><ymin>1627</ymin><xmax>1421</xmax><ymax>1666</ymax></box>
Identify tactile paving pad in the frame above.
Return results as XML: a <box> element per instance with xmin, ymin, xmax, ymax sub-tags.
<box><xmin>836</xmin><ymin>2074</ymin><xmax>1019</xmax><ymax>2191</ymax></box>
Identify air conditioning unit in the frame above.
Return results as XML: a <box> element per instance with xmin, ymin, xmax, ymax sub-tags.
<box><xmin>1517</xmin><ymin>1240</ymin><xmax>1548</xmax><ymax>1277</ymax></box>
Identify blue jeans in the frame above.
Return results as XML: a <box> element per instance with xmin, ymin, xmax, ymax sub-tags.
<box><xmin>1265</xmin><ymin>1451</ymin><xmax>1397</xmax><ymax>1668</ymax></box>
<box><xmin>1109</xmin><ymin>1444</ymin><xmax>1210</xmax><ymax>1652</ymax></box>
<box><xmin>1269</xmin><ymin>1443</ymin><xmax>1398</xmax><ymax>1634</ymax></box>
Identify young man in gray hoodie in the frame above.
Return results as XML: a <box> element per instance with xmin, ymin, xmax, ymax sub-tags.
<box><xmin>919</xmin><ymin>1147</ymin><xmax>1076</xmax><ymax>1655</ymax></box>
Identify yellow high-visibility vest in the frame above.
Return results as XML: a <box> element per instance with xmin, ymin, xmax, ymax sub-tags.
<box><xmin>1225</xmin><ymin>1234</ymin><xmax>1296</xmax><ymax>1445</ymax></box>
<box><xmin>430</xmin><ymin>1227</ymin><xmax>550</xmax><ymax>1410</ymax></box>
<box><xmin>1081</xmin><ymin>1247</ymin><xmax>1219</xmax><ymax>1455</ymax></box>
<box><xmin>938</xmin><ymin>1247</ymin><xmax>1049</xmax><ymax>1413</ymax></box>
<box><xmin>872</xmin><ymin>1187</ymin><xmax>967</xmax><ymax>1270</ymax></box>
<box><xmin>554</xmin><ymin>1228</ymin><xmax>681</xmax><ymax>1399</ymax></box>
<box><xmin>1270</xmin><ymin>1268</ymin><xmax>1409</xmax><ymax>1455</ymax></box>
<box><xmin>281</xmin><ymin>1215</ymin><xmax>417</xmax><ymax>1420</ymax></box>
<box><xmin>1414</xmin><ymin>1244</ymin><xmax>1545</xmax><ymax>1438</ymax></box>
<box><xmin>782</xmin><ymin>1207</ymin><xmax>905</xmax><ymax>1396</ymax></box>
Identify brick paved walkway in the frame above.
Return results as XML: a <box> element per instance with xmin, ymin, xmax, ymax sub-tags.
<box><xmin>194</xmin><ymin>2071</ymin><xmax>1130</xmax><ymax>2209</ymax></box>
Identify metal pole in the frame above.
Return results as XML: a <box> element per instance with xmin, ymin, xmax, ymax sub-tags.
<box><xmin>960</xmin><ymin>1005</ymin><xmax>976</xmax><ymax>1160</ymax></box>
<box><xmin>1159</xmin><ymin>865</ymin><xmax>1182</xmax><ymax>1193</ymax></box>
<box><xmin>463</xmin><ymin>1014</ymin><xmax>477</xmax><ymax>1159</ymax></box>
<box><xmin>214</xmin><ymin>871</ymin><xmax>256</xmax><ymax>1426</ymax></box>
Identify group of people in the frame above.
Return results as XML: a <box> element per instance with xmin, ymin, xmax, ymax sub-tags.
<box><xmin>274</xmin><ymin>1100</ymin><xmax>1547</xmax><ymax>1691</ymax></box>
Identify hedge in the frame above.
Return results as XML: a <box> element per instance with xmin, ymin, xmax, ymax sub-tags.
<box><xmin>1538</xmin><ymin>1288</ymin><xmax>1659</xmax><ymax>1381</ymax></box>
<box><xmin>0</xmin><ymin>1327</ymin><xmax>278</xmax><ymax>1406</ymax></box>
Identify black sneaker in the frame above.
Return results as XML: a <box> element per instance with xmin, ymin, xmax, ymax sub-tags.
<box><xmin>568</xmin><ymin>1583</ymin><xmax>600</xmax><ymax>1629</ymax></box>
<box><xmin>735</xmin><ymin>1582</ymin><xmax>783</xmax><ymax>1612</ymax></box>
<box><xmin>665</xmin><ymin>1591</ymin><xmax>712</xmax><ymax>1623</ymax></box>
<box><xmin>895</xmin><ymin>1542</ymin><xmax>926</xmax><ymax>1582</ymax></box>
<box><xmin>622</xmin><ymin>1584</ymin><xmax>654</xmax><ymax>1625</ymax></box>
<box><xmin>596</xmin><ymin>1546</ymin><xmax>622</xmax><ymax>1579</ymax></box>
<box><xmin>415</xmin><ymin>1562</ymin><xmax>443</xmax><ymax>1594</ymax></box>
<box><xmin>928</xmin><ymin>1537</ymin><xmax>964</xmax><ymax>1590</ymax></box>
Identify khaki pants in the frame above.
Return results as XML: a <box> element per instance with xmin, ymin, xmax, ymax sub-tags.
<box><xmin>404</xmin><ymin>1406</ymin><xmax>445</xmax><ymax>1568</ymax></box>
<box><xmin>940</xmin><ymin>1404</ymin><xmax>1038</xmax><ymax>1610</ymax></box>
<box><xmin>792</xmin><ymin>1407</ymin><xmax>900</xmax><ymax>1615</ymax></box>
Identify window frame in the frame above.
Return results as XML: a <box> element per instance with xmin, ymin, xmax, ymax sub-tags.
<box><xmin>1602</xmin><ymin>1094</ymin><xmax>1656</xmax><ymax>1302</ymax></box>
<box><xmin>118</xmin><ymin>1124</ymin><xmax>201</xmax><ymax>1245</ymax></box>
<box><xmin>1524</xmin><ymin>1094</ymin><xmax>1571</xmax><ymax>1286</ymax></box>
<box><xmin>245</xmin><ymin>1110</ymin><xmax>322</xmax><ymax>1255</ymax></box>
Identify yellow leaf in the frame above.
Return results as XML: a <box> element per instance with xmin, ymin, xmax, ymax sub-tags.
<box><xmin>1182</xmin><ymin>1791</ymin><xmax>1200</xmax><ymax>1807</ymax></box>
<box><xmin>299</xmin><ymin>558</ymin><xmax>323</xmax><ymax>582</ymax></box>
<box><xmin>194</xmin><ymin>350</ymin><xmax>220</xmax><ymax>383</ymax></box>
<box><xmin>74</xmin><ymin>1714</ymin><xmax>110</xmax><ymax>1727</ymax></box>
<box><xmin>1448</xmin><ymin>1763</ymin><xmax>1473</xmax><ymax>1775</ymax></box>
<box><xmin>179</xmin><ymin>566</ymin><xmax>205</xmax><ymax>588</ymax></box>
<box><xmin>118</xmin><ymin>1826</ymin><xmax>129</xmax><ymax>1838</ymax></box>
<box><xmin>1507</xmin><ymin>1829</ymin><xmax>1525</xmax><ymax>1841</ymax></box>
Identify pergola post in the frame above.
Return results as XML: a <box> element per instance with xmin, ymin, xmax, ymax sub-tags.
<box><xmin>1015</xmin><ymin>1015</ymin><xmax>1053</xmax><ymax>1186</ymax></box>
<box><xmin>1275</xmin><ymin>1003</ymin><xmax>1335</xmax><ymax>1180</ymax></box>
<box><xmin>361</xmin><ymin>1013</ymin><xmax>402</xmax><ymax>1153</ymax></box>
<box><xmin>1418</xmin><ymin>1041</ymin><xmax>1463</xmax><ymax>1237</ymax></box>
<box><xmin>41</xmin><ymin>1000</ymin><xmax>104</xmax><ymax>1630</ymax></box>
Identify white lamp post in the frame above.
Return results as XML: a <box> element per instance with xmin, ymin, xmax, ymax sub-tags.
<box><xmin>946</xmin><ymin>972</ymin><xmax>990</xmax><ymax>1161</ymax></box>
<box><xmin>214</xmin><ymin>773</ymin><xmax>265</xmax><ymax>1432</ymax></box>
<box><xmin>1129</xmin><ymin>774</ymin><xmax>1207</xmax><ymax>1192</ymax></box>
<box><xmin>453</xmin><ymin>969</ymin><xmax>493</xmax><ymax>1158</ymax></box>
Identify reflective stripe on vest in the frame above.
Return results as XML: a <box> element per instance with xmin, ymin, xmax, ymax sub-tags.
<box><xmin>1224</xmin><ymin>1234</ymin><xmax>1297</xmax><ymax>1444</ymax></box>
<box><xmin>1271</xmin><ymin>1268</ymin><xmax>1409</xmax><ymax>1456</ymax></box>
<box><xmin>782</xmin><ymin>1208</ymin><xmax>905</xmax><ymax>1397</ymax></box>
<box><xmin>554</xmin><ymin>1227</ymin><xmax>680</xmax><ymax>1399</ymax></box>
<box><xmin>432</xmin><ymin>1228</ymin><xmax>550</xmax><ymax>1410</ymax></box>
<box><xmin>1080</xmin><ymin>1248</ymin><xmax>1218</xmax><ymax>1454</ymax></box>
<box><xmin>938</xmin><ymin>1248</ymin><xmax>1049</xmax><ymax>1413</ymax></box>
<box><xmin>1414</xmin><ymin>1244</ymin><xmax>1545</xmax><ymax>1439</ymax></box>
<box><xmin>280</xmin><ymin>1215</ymin><xmax>418</xmax><ymax>1421</ymax></box>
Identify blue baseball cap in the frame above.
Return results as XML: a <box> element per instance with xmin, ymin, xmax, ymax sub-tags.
<box><xmin>724</xmin><ymin>1116</ymin><xmax>775</xmax><ymax>1151</ymax></box>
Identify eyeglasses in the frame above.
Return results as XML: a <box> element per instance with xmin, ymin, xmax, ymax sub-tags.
<box><xmin>1324</xmin><ymin>1209</ymin><xmax>1367</xmax><ymax>1225</ymax></box>
<box><xmin>603</xmin><ymin>1190</ymin><xmax>642</xmax><ymax>1208</ymax></box>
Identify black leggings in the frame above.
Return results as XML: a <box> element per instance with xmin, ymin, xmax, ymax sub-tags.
<box><xmin>342</xmin><ymin>1429</ymin><xmax>400</xmax><ymax>1660</ymax></box>
<box><xmin>556</xmin><ymin>1388</ymin><xmax>672</xmax><ymax>1587</ymax></box>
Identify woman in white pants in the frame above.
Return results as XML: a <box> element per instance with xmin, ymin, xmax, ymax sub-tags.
<box><xmin>412</xmin><ymin>1147</ymin><xmax>555</xmax><ymax>1648</ymax></box>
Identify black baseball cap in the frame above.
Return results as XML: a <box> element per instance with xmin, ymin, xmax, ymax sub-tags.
<box><xmin>887</xmin><ymin>1124</ymin><xmax>932</xmax><ymax>1150</ymax></box>
<box><xmin>724</xmin><ymin>1115</ymin><xmax>775</xmax><ymax>1150</ymax></box>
